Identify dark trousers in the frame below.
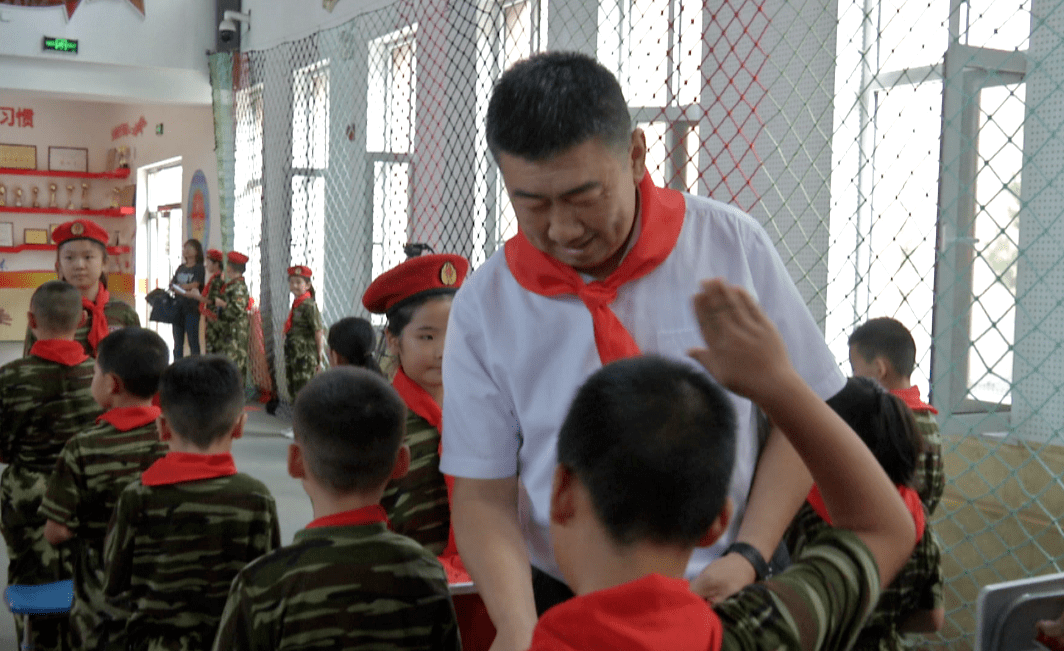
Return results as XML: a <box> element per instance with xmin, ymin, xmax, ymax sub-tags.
<box><xmin>172</xmin><ymin>309</ymin><xmax>201</xmax><ymax>358</ymax></box>
<box><xmin>532</xmin><ymin>566</ymin><xmax>575</xmax><ymax>615</ymax></box>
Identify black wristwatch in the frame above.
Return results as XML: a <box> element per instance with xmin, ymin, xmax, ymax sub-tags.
<box><xmin>723</xmin><ymin>541</ymin><xmax>771</xmax><ymax>581</ymax></box>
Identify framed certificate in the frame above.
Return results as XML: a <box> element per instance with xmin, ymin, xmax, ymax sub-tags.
<box><xmin>48</xmin><ymin>146</ymin><xmax>89</xmax><ymax>172</ymax></box>
<box><xmin>0</xmin><ymin>144</ymin><xmax>36</xmax><ymax>170</ymax></box>
<box><xmin>24</xmin><ymin>228</ymin><xmax>48</xmax><ymax>245</ymax></box>
<box><xmin>0</xmin><ymin>222</ymin><xmax>13</xmax><ymax>247</ymax></box>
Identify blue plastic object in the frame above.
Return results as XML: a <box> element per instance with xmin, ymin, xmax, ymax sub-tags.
<box><xmin>3</xmin><ymin>581</ymin><xmax>74</xmax><ymax>616</ymax></box>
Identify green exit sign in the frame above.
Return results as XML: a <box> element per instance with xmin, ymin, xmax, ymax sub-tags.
<box><xmin>42</xmin><ymin>37</ymin><xmax>79</xmax><ymax>54</ymax></box>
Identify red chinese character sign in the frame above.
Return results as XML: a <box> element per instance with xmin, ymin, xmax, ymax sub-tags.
<box><xmin>186</xmin><ymin>170</ymin><xmax>210</xmax><ymax>247</ymax></box>
<box><xmin>0</xmin><ymin>1</ymin><xmax>144</xmax><ymax>19</ymax></box>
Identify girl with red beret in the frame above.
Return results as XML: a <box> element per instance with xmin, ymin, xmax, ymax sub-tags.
<box><xmin>283</xmin><ymin>265</ymin><xmax>324</xmax><ymax>399</ymax></box>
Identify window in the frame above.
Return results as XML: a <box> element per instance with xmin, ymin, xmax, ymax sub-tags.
<box><xmin>291</xmin><ymin>62</ymin><xmax>329</xmax><ymax>283</ymax></box>
<box><xmin>234</xmin><ymin>84</ymin><xmax>264</xmax><ymax>300</ymax></box>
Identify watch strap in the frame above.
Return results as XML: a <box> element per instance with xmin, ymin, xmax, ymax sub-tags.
<box><xmin>723</xmin><ymin>541</ymin><xmax>771</xmax><ymax>581</ymax></box>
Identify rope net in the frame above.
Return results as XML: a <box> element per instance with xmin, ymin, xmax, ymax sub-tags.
<box><xmin>210</xmin><ymin>0</ymin><xmax>1063</xmax><ymax>645</ymax></box>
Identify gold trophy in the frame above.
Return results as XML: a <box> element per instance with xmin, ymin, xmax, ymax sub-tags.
<box><xmin>32</xmin><ymin>186</ymin><xmax>39</xmax><ymax>208</ymax></box>
<box><xmin>0</xmin><ymin>184</ymin><xmax>6</xmax><ymax>207</ymax></box>
<box><xmin>14</xmin><ymin>187</ymin><xmax>22</xmax><ymax>207</ymax></box>
<box><xmin>66</xmin><ymin>185</ymin><xmax>75</xmax><ymax>210</ymax></box>
<box><xmin>81</xmin><ymin>183</ymin><xmax>89</xmax><ymax>210</ymax></box>
<box><xmin>49</xmin><ymin>183</ymin><xmax>57</xmax><ymax>208</ymax></box>
<box><xmin>111</xmin><ymin>187</ymin><xmax>120</xmax><ymax>209</ymax></box>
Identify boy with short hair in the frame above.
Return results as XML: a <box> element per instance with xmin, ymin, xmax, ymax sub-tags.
<box><xmin>849</xmin><ymin>317</ymin><xmax>944</xmax><ymax>513</ymax></box>
<box><xmin>102</xmin><ymin>355</ymin><xmax>280</xmax><ymax>651</ymax></box>
<box><xmin>530</xmin><ymin>279</ymin><xmax>918</xmax><ymax>650</ymax></box>
<box><xmin>215</xmin><ymin>251</ymin><xmax>251</xmax><ymax>381</ymax></box>
<box><xmin>40</xmin><ymin>327</ymin><xmax>170</xmax><ymax>650</ymax></box>
<box><xmin>0</xmin><ymin>280</ymin><xmax>100</xmax><ymax>650</ymax></box>
<box><xmin>212</xmin><ymin>367</ymin><xmax>460</xmax><ymax>651</ymax></box>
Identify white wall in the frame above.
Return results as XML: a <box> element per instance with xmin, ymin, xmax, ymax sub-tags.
<box><xmin>242</xmin><ymin>0</ymin><xmax>394</xmax><ymax>51</ymax></box>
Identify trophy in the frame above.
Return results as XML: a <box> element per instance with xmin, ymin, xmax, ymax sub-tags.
<box><xmin>117</xmin><ymin>147</ymin><xmax>128</xmax><ymax>169</ymax></box>
<box><xmin>49</xmin><ymin>183</ymin><xmax>57</xmax><ymax>208</ymax></box>
<box><xmin>66</xmin><ymin>185</ymin><xmax>75</xmax><ymax>210</ymax></box>
<box><xmin>14</xmin><ymin>187</ymin><xmax>22</xmax><ymax>207</ymax></box>
<box><xmin>111</xmin><ymin>187</ymin><xmax>120</xmax><ymax>209</ymax></box>
<box><xmin>0</xmin><ymin>184</ymin><xmax>6</xmax><ymax>207</ymax></box>
<box><xmin>81</xmin><ymin>183</ymin><xmax>89</xmax><ymax>210</ymax></box>
<box><xmin>32</xmin><ymin>186</ymin><xmax>40</xmax><ymax>208</ymax></box>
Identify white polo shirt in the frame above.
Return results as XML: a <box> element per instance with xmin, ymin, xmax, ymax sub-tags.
<box><xmin>440</xmin><ymin>191</ymin><xmax>845</xmax><ymax>581</ymax></box>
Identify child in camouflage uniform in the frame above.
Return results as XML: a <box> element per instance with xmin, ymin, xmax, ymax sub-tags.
<box><xmin>40</xmin><ymin>327</ymin><xmax>170</xmax><ymax>650</ymax></box>
<box><xmin>787</xmin><ymin>376</ymin><xmax>944</xmax><ymax>650</ymax></box>
<box><xmin>849</xmin><ymin>317</ymin><xmax>944</xmax><ymax>514</ymax></box>
<box><xmin>0</xmin><ymin>280</ymin><xmax>100</xmax><ymax>651</ymax></box>
<box><xmin>214</xmin><ymin>251</ymin><xmax>251</xmax><ymax>382</ymax></box>
<box><xmin>283</xmin><ymin>265</ymin><xmax>324</xmax><ymax>399</ymax></box>
<box><xmin>24</xmin><ymin>219</ymin><xmax>140</xmax><ymax>357</ymax></box>
<box><xmin>212</xmin><ymin>367</ymin><xmax>459</xmax><ymax>651</ymax></box>
<box><xmin>524</xmin><ymin>280</ymin><xmax>921</xmax><ymax>651</ymax></box>
<box><xmin>196</xmin><ymin>248</ymin><xmax>225</xmax><ymax>354</ymax></box>
<box><xmin>102</xmin><ymin>355</ymin><xmax>280</xmax><ymax>651</ymax></box>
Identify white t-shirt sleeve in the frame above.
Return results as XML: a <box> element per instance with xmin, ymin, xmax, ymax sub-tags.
<box><xmin>440</xmin><ymin>281</ymin><xmax>522</xmax><ymax>479</ymax></box>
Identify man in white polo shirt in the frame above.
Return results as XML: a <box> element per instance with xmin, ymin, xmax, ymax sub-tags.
<box><xmin>440</xmin><ymin>51</ymin><xmax>845</xmax><ymax>651</ymax></box>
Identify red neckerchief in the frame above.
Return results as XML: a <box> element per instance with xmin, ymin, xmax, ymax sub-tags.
<box><xmin>807</xmin><ymin>484</ymin><xmax>926</xmax><ymax>542</ymax></box>
<box><xmin>284</xmin><ymin>292</ymin><xmax>311</xmax><ymax>334</ymax></box>
<box><xmin>199</xmin><ymin>273</ymin><xmax>221</xmax><ymax>320</ymax></box>
<box><xmin>530</xmin><ymin>574</ymin><xmax>722</xmax><ymax>651</ymax></box>
<box><xmin>891</xmin><ymin>386</ymin><xmax>938</xmax><ymax>414</ymax></box>
<box><xmin>29</xmin><ymin>339</ymin><xmax>89</xmax><ymax>366</ymax></box>
<box><xmin>83</xmin><ymin>282</ymin><xmax>110</xmax><ymax>354</ymax></box>
<box><xmin>391</xmin><ymin>368</ymin><xmax>461</xmax><ymax>557</ymax></box>
<box><xmin>220</xmin><ymin>276</ymin><xmax>244</xmax><ymax>293</ymax></box>
<box><xmin>140</xmin><ymin>452</ymin><xmax>238</xmax><ymax>487</ymax></box>
<box><xmin>96</xmin><ymin>406</ymin><xmax>162</xmax><ymax>432</ymax></box>
<box><xmin>305</xmin><ymin>504</ymin><xmax>389</xmax><ymax>530</ymax></box>
<box><xmin>504</xmin><ymin>169</ymin><xmax>685</xmax><ymax>365</ymax></box>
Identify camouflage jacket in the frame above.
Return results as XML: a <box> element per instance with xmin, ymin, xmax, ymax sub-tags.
<box><xmin>380</xmin><ymin>411</ymin><xmax>451</xmax><ymax>555</ymax></box>
<box><xmin>212</xmin><ymin>506</ymin><xmax>460</xmax><ymax>651</ymax></box>
<box><xmin>718</xmin><ymin>528</ymin><xmax>881</xmax><ymax>650</ymax></box>
<box><xmin>103</xmin><ymin>469</ymin><xmax>280</xmax><ymax>651</ymax></box>
<box><xmin>202</xmin><ymin>273</ymin><xmax>225</xmax><ymax>353</ymax></box>
<box><xmin>786</xmin><ymin>503</ymin><xmax>942</xmax><ymax>651</ymax></box>
<box><xmin>40</xmin><ymin>409</ymin><xmax>168</xmax><ymax>650</ymax></box>
<box><xmin>283</xmin><ymin>297</ymin><xmax>323</xmax><ymax>399</ymax></box>
<box><xmin>216</xmin><ymin>278</ymin><xmax>250</xmax><ymax>377</ymax></box>
<box><xmin>24</xmin><ymin>300</ymin><xmax>140</xmax><ymax>358</ymax></box>
<box><xmin>911</xmin><ymin>410</ymin><xmax>944</xmax><ymax>515</ymax></box>
<box><xmin>0</xmin><ymin>349</ymin><xmax>98</xmax><ymax>471</ymax></box>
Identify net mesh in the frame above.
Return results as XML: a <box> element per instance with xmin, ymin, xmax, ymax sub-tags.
<box><xmin>209</xmin><ymin>0</ymin><xmax>1064</xmax><ymax>644</ymax></box>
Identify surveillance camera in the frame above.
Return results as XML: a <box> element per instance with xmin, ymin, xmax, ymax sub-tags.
<box><xmin>218</xmin><ymin>18</ymin><xmax>237</xmax><ymax>42</ymax></box>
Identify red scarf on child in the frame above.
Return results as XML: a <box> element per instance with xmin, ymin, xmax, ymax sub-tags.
<box><xmin>306</xmin><ymin>504</ymin><xmax>389</xmax><ymax>529</ymax></box>
<box><xmin>504</xmin><ymin>170</ymin><xmax>685</xmax><ymax>365</ymax></box>
<box><xmin>83</xmin><ymin>282</ymin><xmax>110</xmax><ymax>353</ymax></box>
<box><xmin>807</xmin><ymin>484</ymin><xmax>926</xmax><ymax>542</ymax></box>
<box><xmin>891</xmin><ymin>386</ymin><xmax>938</xmax><ymax>414</ymax></box>
<box><xmin>97</xmin><ymin>406</ymin><xmax>161</xmax><ymax>432</ymax></box>
<box><xmin>199</xmin><ymin>273</ymin><xmax>222</xmax><ymax>320</ymax></box>
<box><xmin>284</xmin><ymin>291</ymin><xmax>312</xmax><ymax>334</ymax></box>
<box><xmin>140</xmin><ymin>452</ymin><xmax>238</xmax><ymax>487</ymax></box>
<box><xmin>29</xmin><ymin>340</ymin><xmax>89</xmax><ymax>366</ymax></box>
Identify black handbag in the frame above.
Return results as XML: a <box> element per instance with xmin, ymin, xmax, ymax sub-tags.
<box><xmin>146</xmin><ymin>288</ymin><xmax>181</xmax><ymax>324</ymax></box>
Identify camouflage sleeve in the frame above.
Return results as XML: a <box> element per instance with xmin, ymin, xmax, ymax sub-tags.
<box><xmin>220</xmin><ymin>282</ymin><xmax>249</xmax><ymax>322</ymax></box>
<box><xmin>212</xmin><ymin>572</ymin><xmax>266</xmax><ymax>651</ymax></box>
<box><xmin>380</xmin><ymin>413</ymin><xmax>451</xmax><ymax>554</ymax></box>
<box><xmin>0</xmin><ymin>365</ymin><xmax>13</xmax><ymax>461</ymax></box>
<box><xmin>39</xmin><ymin>438</ymin><xmax>85</xmax><ymax>528</ymax></box>
<box><xmin>101</xmin><ymin>487</ymin><xmax>137</xmax><ymax>606</ymax></box>
<box><xmin>307</xmin><ymin>300</ymin><xmax>324</xmax><ymax>333</ymax></box>
<box><xmin>265</xmin><ymin>496</ymin><xmax>281</xmax><ymax>554</ymax></box>
<box><xmin>913</xmin><ymin>412</ymin><xmax>944</xmax><ymax>514</ymax></box>
<box><xmin>718</xmin><ymin>528</ymin><xmax>880</xmax><ymax>651</ymax></box>
<box><xmin>105</xmin><ymin>301</ymin><xmax>141</xmax><ymax>329</ymax></box>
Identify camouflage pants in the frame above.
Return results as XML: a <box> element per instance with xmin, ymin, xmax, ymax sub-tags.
<box><xmin>0</xmin><ymin>466</ymin><xmax>74</xmax><ymax>651</ymax></box>
<box><xmin>285</xmin><ymin>338</ymin><xmax>318</xmax><ymax>400</ymax></box>
<box><xmin>204</xmin><ymin>319</ymin><xmax>223</xmax><ymax>355</ymax></box>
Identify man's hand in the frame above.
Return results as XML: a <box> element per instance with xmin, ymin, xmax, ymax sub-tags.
<box><xmin>690</xmin><ymin>553</ymin><xmax>757</xmax><ymax>604</ymax></box>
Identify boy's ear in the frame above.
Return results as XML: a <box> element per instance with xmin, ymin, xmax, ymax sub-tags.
<box><xmin>391</xmin><ymin>444</ymin><xmax>411</xmax><ymax>480</ymax></box>
<box><xmin>26</xmin><ymin>311</ymin><xmax>37</xmax><ymax>331</ymax></box>
<box><xmin>156</xmin><ymin>415</ymin><xmax>173</xmax><ymax>442</ymax></box>
<box><xmin>287</xmin><ymin>443</ymin><xmax>305</xmax><ymax>480</ymax></box>
<box><xmin>105</xmin><ymin>372</ymin><xmax>123</xmax><ymax>399</ymax></box>
<box><xmin>229</xmin><ymin>412</ymin><xmax>247</xmax><ymax>441</ymax></box>
<box><xmin>328</xmin><ymin>349</ymin><xmax>342</xmax><ymax>367</ymax></box>
<box><xmin>549</xmin><ymin>464</ymin><xmax>577</xmax><ymax>526</ymax></box>
<box><xmin>871</xmin><ymin>355</ymin><xmax>892</xmax><ymax>383</ymax></box>
<box><xmin>697</xmin><ymin>497</ymin><xmax>734</xmax><ymax>548</ymax></box>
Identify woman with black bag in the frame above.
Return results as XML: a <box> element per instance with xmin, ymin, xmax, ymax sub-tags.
<box><xmin>169</xmin><ymin>239</ymin><xmax>205</xmax><ymax>358</ymax></box>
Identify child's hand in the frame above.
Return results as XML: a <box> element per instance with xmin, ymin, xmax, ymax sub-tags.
<box><xmin>1037</xmin><ymin>613</ymin><xmax>1064</xmax><ymax>651</ymax></box>
<box><xmin>688</xmin><ymin>279</ymin><xmax>795</xmax><ymax>403</ymax></box>
<box><xmin>215</xmin><ymin>298</ymin><xmax>226</xmax><ymax>308</ymax></box>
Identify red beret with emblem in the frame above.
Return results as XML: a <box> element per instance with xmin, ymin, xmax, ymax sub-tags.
<box><xmin>287</xmin><ymin>265</ymin><xmax>313</xmax><ymax>279</ymax></box>
<box><xmin>52</xmin><ymin>219</ymin><xmax>109</xmax><ymax>247</ymax></box>
<box><xmin>362</xmin><ymin>253</ymin><xmax>469</xmax><ymax>314</ymax></box>
<box><xmin>227</xmin><ymin>251</ymin><xmax>249</xmax><ymax>265</ymax></box>
<box><xmin>206</xmin><ymin>248</ymin><xmax>224</xmax><ymax>262</ymax></box>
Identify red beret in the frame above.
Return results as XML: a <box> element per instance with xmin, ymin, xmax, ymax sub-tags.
<box><xmin>52</xmin><ymin>219</ymin><xmax>108</xmax><ymax>247</ymax></box>
<box><xmin>227</xmin><ymin>251</ymin><xmax>249</xmax><ymax>265</ymax></box>
<box><xmin>288</xmin><ymin>265</ymin><xmax>313</xmax><ymax>278</ymax></box>
<box><xmin>206</xmin><ymin>248</ymin><xmax>224</xmax><ymax>262</ymax></box>
<box><xmin>362</xmin><ymin>253</ymin><xmax>469</xmax><ymax>314</ymax></box>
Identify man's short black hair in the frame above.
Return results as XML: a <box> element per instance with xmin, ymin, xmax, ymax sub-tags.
<box><xmin>486</xmin><ymin>51</ymin><xmax>632</xmax><ymax>161</ymax></box>
<box><xmin>558</xmin><ymin>355</ymin><xmax>736</xmax><ymax>547</ymax></box>
<box><xmin>826</xmin><ymin>377</ymin><xmax>921</xmax><ymax>486</ymax></box>
<box><xmin>159</xmin><ymin>355</ymin><xmax>245</xmax><ymax>448</ymax></box>
<box><xmin>293</xmin><ymin>367</ymin><xmax>406</xmax><ymax>494</ymax></box>
<box><xmin>849</xmin><ymin>317</ymin><xmax>917</xmax><ymax>379</ymax></box>
<box><xmin>97</xmin><ymin>328</ymin><xmax>169</xmax><ymax>399</ymax></box>
<box><xmin>29</xmin><ymin>280</ymin><xmax>83</xmax><ymax>334</ymax></box>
